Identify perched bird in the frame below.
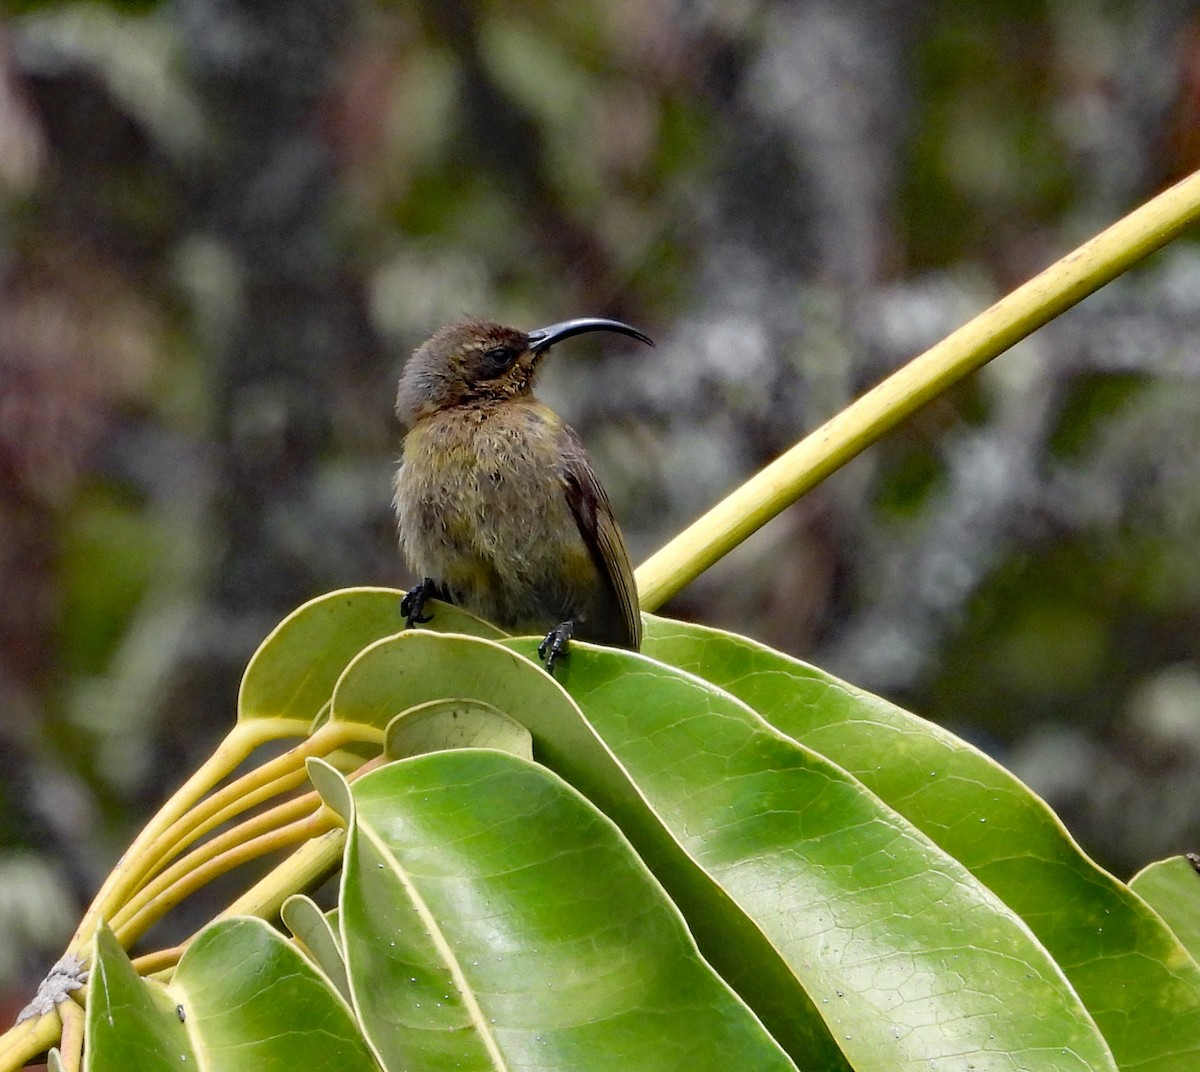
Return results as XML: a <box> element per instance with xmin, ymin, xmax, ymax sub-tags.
<box><xmin>393</xmin><ymin>316</ymin><xmax>653</xmax><ymax>671</ymax></box>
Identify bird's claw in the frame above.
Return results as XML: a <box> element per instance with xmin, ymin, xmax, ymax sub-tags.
<box><xmin>400</xmin><ymin>579</ymin><xmax>439</xmax><ymax>628</ymax></box>
<box><xmin>538</xmin><ymin>620</ymin><xmax>574</xmax><ymax>675</ymax></box>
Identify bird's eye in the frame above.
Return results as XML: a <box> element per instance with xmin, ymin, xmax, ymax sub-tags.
<box><xmin>480</xmin><ymin>346</ymin><xmax>516</xmax><ymax>375</ymax></box>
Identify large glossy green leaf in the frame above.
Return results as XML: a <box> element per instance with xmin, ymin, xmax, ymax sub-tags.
<box><xmin>527</xmin><ymin>638</ymin><xmax>1116</xmax><ymax>1072</ymax></box>
<box><xmin>1130</xmin><ymin>856</ymin><xmax>1200</xmax><ymax>964</ymax></box>
<box><xmin>316</xmin><ymin>629</ymin><xmax>1113</xmax><ymax>1070</ymax></box>
<box><xmin>86</xmin><ymin>917</ymin><xmax>377</xmax><ymax>1071</ymax></box>
<box><xmin>238</xmin><ymin>586</ymin><xmax>501</xmax><ymax>724</ymax></box>
<box><xmin>329</xmin><ymin>629</ymin><xmax>1112</xmax><ymax>1070</ymax></box>
<box><xmin>325</xmin><ymin>629</ymin><xmax>842</xmax><ymax>1068</ymax></box>
<box><xmin>641</xmin><ymin>614</ymin><xmax>1200</xmax><ymax>1072</ymax></box>
<box><xmin>323</xmin><ymin>750</ymin><xmax>799</xmax><ymax>1072</ymax></box>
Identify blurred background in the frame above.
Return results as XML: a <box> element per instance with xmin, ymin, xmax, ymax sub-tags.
<box><xmin>3</xmin><ymin>0</ymin><xmax>1200</xmax><ymax>1010</ymax></box>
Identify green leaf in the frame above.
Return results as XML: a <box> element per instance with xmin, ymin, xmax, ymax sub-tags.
<box><xmin>513</xmin><ymin>636</ymin><xmax>1117</xmax><ymax>1072</ymax></box>
<box><xmin>328</xmin><ymin>631</ymin><xmax>551</xmax><ymax>738</ymax></box>
<box><xmin>239</xmin><ymin>587</ymin><xmax>403</xmax><ymax>727</ymax></box>
<box><xmin>282</xmin><ymin>894</ymin><xmax>351</xmax><ymax>1002</ymax></box>
<box><xmin>385</xmin><ymin>698</ymin><xmax>533</xmax><ymax>760</ymax></box>
<box><xmin>338</xmin><ymin>749</ymin><xmax>799</xmax><ymax>1072</ymax></box>
<box><xmin>238</xmin><ymin>586</ymin><xmax>501</xmax><ymax>726</ymax></box>
<box><xmin>642</xmin><ymin>614</ymin><xmax>1200</xmax><ymax>1072</ymax></box>
<box><xmin>332</xmin><ymin>629</ymin><xmax>1111</xmax><ymax>1070</ymax></box>
<box><xmin>308</xmin><ymin>755</ymin><xmax>355</xmax><ymax>822</ymax></box>
<box><xmin>168</xmin><ymin>917</ymin><xmax>378</xmax><ymax>1071</ymax></box>
<box><xmin>86</xmin><ymin>921</ymin><xmax>189</xmax><ymax>1072</ymax></box>
<box><xmin>326</xmin><ymin>631</ymin><xmax>836</xmax><ymax>1064</ymax></box>
<box><xmin>86</xmin><ymin>915</ymin><xmax>379</xmax><ymax>1071</ymax></box>
<box><xmin>1131</xmin><ymin>856</ymin><xmax>1200</xmax><ymax>963</ymax></box>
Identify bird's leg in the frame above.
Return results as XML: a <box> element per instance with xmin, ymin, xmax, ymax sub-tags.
<box><xmin>538</xmin><ymin>620</ymin><xmax>574</xmax><ymax>675</ymax></box>
<box><xmin>400</xmin><ymin>578</ymin><xmax>444</xmax><ymax>627</ymax></box>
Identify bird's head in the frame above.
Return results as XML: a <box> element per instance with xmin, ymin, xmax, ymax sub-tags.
<box><xmin>396</xmin><ymin>317</ymin><xmax>653</xmax><ymax>425</ymax></box>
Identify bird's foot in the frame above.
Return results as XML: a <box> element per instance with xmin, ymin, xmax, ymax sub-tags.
<box><xmin>538</xmin><ymin>620</ymin><xmax>574</xmax><ymax>675</ymax></box>
<box><xmin>400</xmin><ymin>578</ymin><xmax>442</xmax><ymax>628</ymax></box>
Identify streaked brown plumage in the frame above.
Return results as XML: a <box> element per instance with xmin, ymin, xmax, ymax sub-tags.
<box><xmin>392</xmin><ymin>317</ymin><xmax>652</xmax><ymax>670</ymax></box>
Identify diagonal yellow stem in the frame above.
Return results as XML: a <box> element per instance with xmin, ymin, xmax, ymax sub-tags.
<box><xmin>120</xmin><ymin>752</ymin><xmax>385</xmax><ymax>979</ymax></box>
<box><xmin>112</xmin><ymin>806</ymin><xmax>338</xmax><ymax>949</ymax></box>
<box><xmin>635</xmin><ymin>168</ymin><xmax>1200</xmax><ymax>611</ymax></box>
<box><xmin>0</xmin><ymin>1010</ymin><xmax>61</xmax><ymax>1072</ymax></box>
<box><xmin>66</xmin><ymin>718</ymin><xmax>304</xmax><ymax>956</ymax></box>
<box><xmin>143</xmin><ymin>739</ymin><xmax>325</xmax><ymax>879</ymax></box>
<box><xmin>123</xmin><ymin>826</ymin><xmax>350</xmax><ymax>982</ymax></box>
<box><xmin>108</xmin><ymin>788</ymin><xmax>328</xmax><ymax>943</ymax></box>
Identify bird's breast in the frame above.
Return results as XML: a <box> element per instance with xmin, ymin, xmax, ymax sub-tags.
<box><xmin>399</xmin><ymin>406</ymin><xmax>565</xmax><ymax>526</ymax></box>
<box><xmin>394</xmin><ymin>404</ymin><xmax>594</xmax><ymax>628</ymax></box>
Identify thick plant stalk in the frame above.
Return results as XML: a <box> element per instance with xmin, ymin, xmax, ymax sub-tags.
<box><xmin>139</xmin><ymin>720</ymin><xmax>371</xmax><ymax>882</ymax></box>
<box><xmin>64</xmin><ymin>719</ymin><xmax>300</xmax><ymax>957</ymax></box>
<box><xmin>0</xmin><ymin>1014</ymin><xmax>59</xmax><ymax>1071</ymax></box>
<box><xmin>635</xmin><ymin>168</ymin><xmax>1200</xmax><ymax>612</ymax></box>
<box><xmin>107</xmin><ymin>790</ymin><xmax>331</xmax><ymax>944</ymax></box>
<box><xmin>111</xmin><ymin>805</ymin><xmax>339</xmax><ymax>948</ymax></box>
<box><xmin>67</xmin><ymin>718</ymin><xmax>375</xmax><ymax>959</ymax></box>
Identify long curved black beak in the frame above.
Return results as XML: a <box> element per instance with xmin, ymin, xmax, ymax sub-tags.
<box><xmin>525</xmin><ymin>317</ymin><xmax>654</xmax><ymax>354</ymax></box>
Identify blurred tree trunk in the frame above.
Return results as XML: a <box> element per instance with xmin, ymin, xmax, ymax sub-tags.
<box><xmin>175</xmin><ymin>0</ymin><xmax>385</xmax><ymax>751</ymax></box>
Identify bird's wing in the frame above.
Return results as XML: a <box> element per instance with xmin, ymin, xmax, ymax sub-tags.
<box><xmin>558</xmin><ymin>427</ymin><xmax>642</xmax><ymax>650</ymax></box>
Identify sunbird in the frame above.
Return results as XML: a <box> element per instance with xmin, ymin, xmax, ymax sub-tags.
<box><xmin>393</xmin><ymin>316</ymin><xmax>653</xmax><ymax>671</ymax></box>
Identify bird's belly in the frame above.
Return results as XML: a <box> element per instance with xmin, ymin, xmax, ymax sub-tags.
<box><xmin>394</xmin><ymin>421</ymin><xmax>594</xmax><ymax>632</ymax></box>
